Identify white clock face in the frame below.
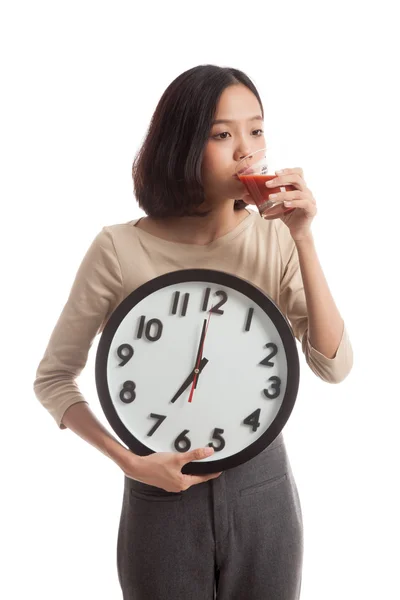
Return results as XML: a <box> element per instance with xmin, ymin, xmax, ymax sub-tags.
<box><xmin>96</xmin><ymin>270</ymin><xmax>299</xmax><ymax>473</ymax></box>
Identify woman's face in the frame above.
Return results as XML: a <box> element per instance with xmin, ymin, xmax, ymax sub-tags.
<box><xmin>201</xmin><ymin>84</ymin><xmax>265</xmax><ymax>204</ymax></box>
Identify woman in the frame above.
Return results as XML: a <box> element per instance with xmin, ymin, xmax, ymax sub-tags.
<box><xmin>33</xmin><ymin>64</ymin><xmax>353</xmax><ymax>599</ymax></box>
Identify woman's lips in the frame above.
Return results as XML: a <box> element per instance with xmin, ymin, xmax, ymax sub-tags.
<box><xmin>235</xmin><ymin>167</ymin><xmax>253</xmax><ymax>177</ymax></box>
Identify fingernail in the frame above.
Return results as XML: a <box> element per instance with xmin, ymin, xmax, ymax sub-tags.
<box><xmin>276</xmin><ymin>169</ymin><xmax>284</xmax><ymax>174</ymax></box>
<box><xmin>284</xmin><ymin>201</ymin><xmax>292</xmax><ymax>206</ymax></box>
<box><xmin>204</xmin><ymin>447</ymin><xmax>214</xmax><ymax>454</ymax></box>
<box><xmin>269</xmin><ymin>194</ymin><xmax>277</xmax><ymax>199</ymax></box>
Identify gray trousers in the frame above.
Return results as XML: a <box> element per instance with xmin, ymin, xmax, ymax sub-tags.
<box><xmin>116</xmin><ymin>432</ymin><xmax>304</xmax><ymax>599</ymax></box>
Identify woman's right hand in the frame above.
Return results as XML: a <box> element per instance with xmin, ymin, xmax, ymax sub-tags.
<box><xmin>118</xmin><ymin>446</ymin><xmax>223</xmax><ymax>493</ymax></box>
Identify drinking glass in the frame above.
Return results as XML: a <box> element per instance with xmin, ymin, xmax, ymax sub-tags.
<box><xmin>235</xmin><ymin>148</ymin><xmax>296</xmax><ymax>220</ymax></box>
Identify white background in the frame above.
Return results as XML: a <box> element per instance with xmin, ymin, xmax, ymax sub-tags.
<box><xmin>1</xmin><ymin>0</ymin><xmax>399</xmax><ymax>598</ymax></box>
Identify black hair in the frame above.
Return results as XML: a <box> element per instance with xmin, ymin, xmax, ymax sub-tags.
<box><xmin>132</xmin><ymin>64</ymin><xmax>264</xmax><ymax>218</ymax></box>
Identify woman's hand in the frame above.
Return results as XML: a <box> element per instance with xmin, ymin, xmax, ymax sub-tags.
<box><xmin>243</xmin><ymin>167</ymin><xmax>317</xmax><ymax>241</ymax></box>
<box><xmin>265</xmin><ymin>168</ymin><xmax>317</xmax><ymax>240</ymax></box>
<box><xmin>118</xmin><ymin>446</ymin><xmax>223</xmax><ymax>493</ymax></box>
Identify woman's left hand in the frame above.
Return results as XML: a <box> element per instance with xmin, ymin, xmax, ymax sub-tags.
<box><xmin>266</xmin><ymin>168</ymin><xmax>317</xmax><ymax>240</ymax></box>
<box><xmin>243</xmin><ymin>167</ymin><xmax>317</xmax><ymax>241</ymax></box>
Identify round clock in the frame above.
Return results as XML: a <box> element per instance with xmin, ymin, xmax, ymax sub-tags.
<box><xmin>95</xmin><ymin>269</ymin><xmax>300</xmax><ymax>475</ymax></box>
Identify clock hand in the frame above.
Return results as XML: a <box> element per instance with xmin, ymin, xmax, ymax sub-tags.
<box><xmin>188</xmin><ymin>308</ymin><xmax>214</xmax><ymax>403</ymax></box>
<box><xmin>194</xmin><ymin>319</ymin><xmax>207</xmax><ymax>374</ymax></box>
<box><xmin>170</xmin><ymin>357</ymin><xmax>209</xmax><ymax>404</ymax></box>
<box><xmin>194</xmin><ymin>319</ymin><xmax>208</xmax><ymax>389</ymax></box>
<box><xmin>170</xmin><ymin>312</ymin><xmax>212</xmax><ymax>405</ymax></box>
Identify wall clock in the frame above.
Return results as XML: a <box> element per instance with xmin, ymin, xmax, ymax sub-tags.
<box><xmin>95</xmin><ymin>269</ymin><xmax>300</xmax><ymax>474</ymax></box>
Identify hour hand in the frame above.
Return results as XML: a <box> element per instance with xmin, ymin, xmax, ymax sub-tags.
<box><xmin>170</xmin><ymin>357</ymin><xmax>209</xmax><ymax>404</ymax></box>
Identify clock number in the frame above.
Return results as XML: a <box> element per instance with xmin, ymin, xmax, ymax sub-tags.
<box><xmin>148</xmin><ymin>413</ymin><xmax>167</xmax><ymax>436</ymax></box>
<box><xmin>201</xmin><ymin>287</ymin><xmax>211</xmax><ymax>311</ymax></box>
<box><xmin>137</xmin><ymin>316</ymin><xmax>163</xmax><ymax>341</ymax></box>
<box><xmin>259</xmin><ymin>343</ymin><xmax>278</xmax><ymax>367</ymax></box>
<box><xmin>211</xmin><ymin>290</ymin><xmax>228</xmax><ymax>314</ymax></box>
<box><xmin>117</xmin><ymin>343</ymin><xmax>134</xmax><ymax>366</ymax></box>
<box><xmin>245</xmin><ymin>307</ymin><xmax>254</xmax><ymax>331</ymax></box>
<box><xmin>207</xmin><ymin>428</ymin><xmax>226</xmax><ymax>452</ymax></box>
<box><xmin>244</xmin><ymin>409</ymin><xmax>261</xmax><ymax>432</ymax></box>
<box><xmin>119</xmin><ymin>380</ymin><xmax>136</xmax><ymax>403</ymax></box>
<box><xmin>263</xmin><ymin>376</ymin><xmax>281</xmax><ymax>399</ymax></box>
<box><xmin>202</xmin><ymin>287</ymin><xmax>228</xmax><ymax>315</ymax></box>
<box><xmin>171</xmin><ymin>291</ymin><xmax>190</xmax><ymax>316</ymax></box>
<box><xmin>174</xmin><ymin>429</ymin><xmax>191</xmax><ymax>453</ymax></box>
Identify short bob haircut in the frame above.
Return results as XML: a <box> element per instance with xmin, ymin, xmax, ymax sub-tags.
<box><xmin>132</xmin><ymin>64</ymin><xmax>264</xmax><ymax>218</ymax></box>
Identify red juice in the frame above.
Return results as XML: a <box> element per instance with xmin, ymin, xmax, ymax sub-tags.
<box><xmin>238</xmin><ymin>173</ymin><xmax>296</xmax><ymax>220</ymax></box>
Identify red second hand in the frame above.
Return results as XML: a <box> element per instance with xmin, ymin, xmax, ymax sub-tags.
<box><xmin>188</xmin><ymin>307</ymin><xmax>213</xmax><ymax>403</ymax></box>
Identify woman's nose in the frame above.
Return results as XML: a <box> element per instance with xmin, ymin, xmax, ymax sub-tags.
<box><xmin>234</xmin><ymin>147</ymin><xmax>251</xmax><ymax>162</ymax></box>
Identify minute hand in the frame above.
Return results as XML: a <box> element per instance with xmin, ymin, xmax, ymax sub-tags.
<box><xmin>188</xmin><ymin>311</ymin><xmax>213</xmax><ymax>402</ymax></box>
<box><xmin>170</xmin><ymin>357</ymin><xmax>209</xmax><ymax>404</ymax></box>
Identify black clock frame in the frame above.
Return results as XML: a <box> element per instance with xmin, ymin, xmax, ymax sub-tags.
<box><xmin>95</xmin><ymin>269</ymin><xmax>300</xmax><ymax>474</ymax></box>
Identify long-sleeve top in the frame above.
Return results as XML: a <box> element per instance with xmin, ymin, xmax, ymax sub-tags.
<box><xmin>33</xmin><ymin>209</ymin><xmax>353</xmax><ymax>430</ymax></box>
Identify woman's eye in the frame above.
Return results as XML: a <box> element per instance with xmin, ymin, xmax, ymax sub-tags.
<box><xmin>212</xmin><ymin>129</ymin><xmax>264</xmax><ymax>140</ymax></box>
<box><xmin>213</xmin><ymin>132</ymin><xmax>231</xmax><ymax>140</ymax></box>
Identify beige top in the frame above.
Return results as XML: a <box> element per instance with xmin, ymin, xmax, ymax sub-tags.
<box><xmin>33</xmin><ymin>209</ymin><xmax>353</xmax><ymax>430</ymax></box>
